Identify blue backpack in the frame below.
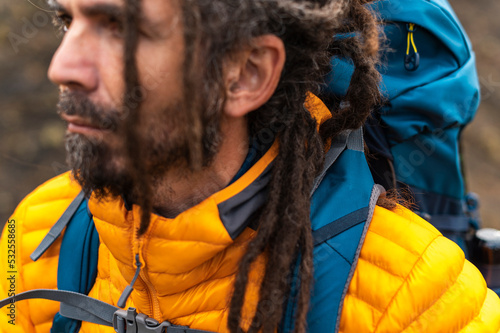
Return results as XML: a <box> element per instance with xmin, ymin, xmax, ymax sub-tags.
<box><xmin>323</xmin><ymin>0</ymin><xmax>481</xmax><ymax>256</ymax></box>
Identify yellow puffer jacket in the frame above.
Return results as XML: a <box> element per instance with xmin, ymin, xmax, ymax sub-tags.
<box><xmin>1</xmin><ymin>97</ymin><xmax>499</xmax><ymax>332</ymax></box>
<box><xmin>2</xmin><ymin>173</ymin><xmax>500</xmax><ymax>332</ymax></box>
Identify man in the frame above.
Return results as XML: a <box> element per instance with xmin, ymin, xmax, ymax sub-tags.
<box><xmin>0</xmin><ymin>0</ymin><xmax>499</xmax><ymax>332</ymax></box>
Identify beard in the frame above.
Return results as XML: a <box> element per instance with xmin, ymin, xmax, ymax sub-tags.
<box><xmin>58</xmin><ymin>91</ymin><xmax>222</xmax><ymax>200</ymax></box>
<box><xmin>64</xmin><ymin>131</ymin><xmax>133</xmax><ymax>199</ymax></box>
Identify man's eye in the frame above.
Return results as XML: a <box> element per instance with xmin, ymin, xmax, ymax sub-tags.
<box><xmin>102</xmin><ymin>16</ymin><xmax>123</xmax><ymax>36</ymax></box>
<box><xmin>54</xmin><ymin>13</ymin><xmax>72</xmax><ymax>32</ymax></box>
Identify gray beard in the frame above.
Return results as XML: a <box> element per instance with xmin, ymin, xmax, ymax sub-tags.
<box><xmin>65</xmin><ymin>132</ymin><xmax>134</xmax><ymax>199</ymax></box>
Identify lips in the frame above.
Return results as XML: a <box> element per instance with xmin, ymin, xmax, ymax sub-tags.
<box><xmin>61</xmin><ymin>114</ymin><xmax>110</xmax><ymax>135</ymax></box>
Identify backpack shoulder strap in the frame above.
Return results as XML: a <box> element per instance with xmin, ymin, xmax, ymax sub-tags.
<box><xmin>28</xmin><ymin>190</ymin><xmax>100</xmax><ymax>332</ymax></box>
<box><xmin>51</xmin><ymin>193</ymin><xmax>99</xmax><ymax>332</ymax></box>
<box><xmin>30</xmin><ymin>191</ymin><xmax>85</xmax><ymax>261</ymax></box>
<box><xmin>309</xmin><ymin>128</ymin><xmax>382</xmax><ymax>333</ymax></box>
<box><xmin>312</xmin><ymin>184</ymin><xmax>382</xmax><ymax>247</ymax></box>
<box><xmin>281</xmin><ymin>128</ymin><xmax>383</xmax><ymax>333</ymax></box>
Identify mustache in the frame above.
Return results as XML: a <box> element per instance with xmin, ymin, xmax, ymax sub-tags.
<box><xmin>57</xmin><ymin>92</ymin><xmax>121</xmax><ymax>131</ymax></box>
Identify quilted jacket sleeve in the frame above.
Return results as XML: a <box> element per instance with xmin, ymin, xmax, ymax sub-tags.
<box><xmin>340</xmin><ymin>205</ymin><xmax>500</xmax><ymax>333</ymax></box>
<box><xmin>0</xmin><ymin>172</ymin><xmax>81</xmax><ymax>333</ymax></box>
<box><xmin>0</xmin><ymin>204</ymin><xmax>36</xmax><ymax>333</ymax></box>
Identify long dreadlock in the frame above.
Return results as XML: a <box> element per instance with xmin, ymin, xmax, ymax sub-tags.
<box><xmin>122</xmin><ymin>0</ymin><xmax>381</xmax><ymax>332</ymax></box>
<box><xmin>122</xmin><ymin>0</ymin><xmax>152</xmax><ymax>236</ymax></box>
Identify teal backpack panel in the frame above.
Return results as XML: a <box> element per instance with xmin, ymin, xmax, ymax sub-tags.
<box><xmin>324</xmin><ymin>0</ymin><xmax>480</xmax><ymax>252</ymax></box>
<box><xmin>391</xmin><ymin>127</ymin><xmax>462</xmax><ymax>199</ymax></box>
<box><xmin>51</xmin><ymin>198</ymin><xmax>99</xmax><ymax>333</ymax></box>
<box><xmin>306</xmin><ymin>223</ymin><xmax>366</xmax><ymax>333</ymax></box>
<box><xmin>281</xmin><ymin>131</ymin><xmax>377</xmax><ymax>333</ymax></box>
<box><xmin>308</xmin><ymin>150</ymin><xmax>375</xmax><ymax>332</ymax></box>
<box><xmin>310</xmin><ymin>149</ymin><xmax>374</xmax><ymax>229</ymax></box>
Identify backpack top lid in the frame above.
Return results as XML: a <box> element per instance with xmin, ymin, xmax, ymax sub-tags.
<box><xmin>325</xmin><ymin>0</ymin><xmax>480</xmax><ymax>201</ymax></box>
<box><xmin>327</xmin><ymin>0</ymin><xmax>479</xmax><ymax>145</ymax></box>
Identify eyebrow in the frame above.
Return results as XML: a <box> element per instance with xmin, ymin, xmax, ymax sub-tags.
<box><xmin>49</xmin><ymin>0</ymin><xmax>124</xmax><ymax>19</ymax></box>
<box><xmin>81</xmin><ymin>3</ymin><xmax>124</xmax><ymax>20</ymax></box>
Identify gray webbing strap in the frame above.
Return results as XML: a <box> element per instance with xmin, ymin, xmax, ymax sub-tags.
<box><xmin>311</xmin><ymin>128</ymin><xmax>364</xmax><ymax>196</ymax></box>
<box><xmin>60</xmin><ymin>302</ymin><xmax>114</xmax><ymax>326</ymax></box>
<box><xmin>0</xmin><ymin>289</ymin><xmax>117</xmax><ymax>326</ymax></box>
<box><xmin>0</xmin><ymin>290</ymin><xmax>215</xmax><ymax>332</ymax></box>
<box><xmin>30</xmin><ymin>191</ymin><xmax>86</xmax><ymax>262</ymax></box>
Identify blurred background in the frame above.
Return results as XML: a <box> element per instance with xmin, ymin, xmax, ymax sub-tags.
<box><xmin>0</xmin><ymin>0</ymin><xmax>499</xmax><ymax>229</ymax></box>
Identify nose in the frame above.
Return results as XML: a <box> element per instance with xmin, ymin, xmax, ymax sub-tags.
<box><xmin>48</xmin><ymin>24</ymin><xmax>98</xmax><ymax>92</ymax></box>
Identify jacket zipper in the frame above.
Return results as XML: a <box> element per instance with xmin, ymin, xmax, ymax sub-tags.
<box><xmin>128</xmin><ymin>210</ymin><xmax>162</xmax><ymax>320</ymax></box>
<box><xmin>138</xmin><ymin>268</ymin><xmax>162</xmax><ymax>320</ymax></box>
<box><xmin>117</xmin><ymin>251</ymin><xmax>162</xmax><ymax>320</ymax></box>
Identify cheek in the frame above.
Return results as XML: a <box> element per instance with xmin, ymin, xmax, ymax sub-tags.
<box><xmin>136</xmin><ymin>34</ymin><xmax>185</xmax><ymax>100</ymax></box>
<box><xmin>138</xmin><ymin>60</ymin><xmax>184</xmax><ymax>101</ymax></box>
<box><xmin>140</xmin><ymin>102</ymin><xmax>183</xmax><ymax>142</ymax></box>
<box><xmin>98</xmin><ymin>43</ymin><xmax>126</xmax><ymax>107</ymax></box>
<box><xmin>134</xmin><ymin>44</ymin><xmax>186</xmax><ymax>136</ymax></box>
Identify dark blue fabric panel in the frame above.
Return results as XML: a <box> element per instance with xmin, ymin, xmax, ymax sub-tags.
<box><xmin>281</xmin><ymin>242</ymin><xmax>356</xmax><ymax>333</ymax></box>
<box><xmin>310</xmin><ymin>150</ymin><xmax>373</xmax><ymax>230</ymax></box>
<box><xmin>293</xmin><ymin>148</ymin><xmax>373</xmax><ymax>332</ymax></box>
<box><xmin>364</xmin><ymin>115</ymin><xmax>393</xmax><ymax>161</ymax></box>
<box><xmin>325</xmin><ymin>223</ymin><xmax>365</xmax><ymax>267</ymax></box>
<box><xmin>51</xmin><ymin>199</ymin><xmax>99</xmax><ymax>333</ymax></box>
<box><xmin>218</xmin><ymin>164</ymin><xmax>272</xmax><ymax>239</ymax></box>
<box><xmin>409</xmin><ymin>184</ymin><xmax>466</xmax><ymax>216</ymax></box>
<box><xmin>281</xmin><ymin>145</ymin><xmax>374</xmax><ymax>332</ymax></box>
<box><xmin>306</xmin><ymin>228</ymin><xmax>364</xmax><ymax>333</ymax></box>
<box><xmin>391</xmin><ymin>127</ymin><xmax>463</xmax><ymax>198</ymax></box>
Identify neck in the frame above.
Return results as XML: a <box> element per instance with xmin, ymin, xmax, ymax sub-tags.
<box><xmin>149</xmin><ymin>115</ymin><xmax>249</xmax><ymax>218</ymax></box>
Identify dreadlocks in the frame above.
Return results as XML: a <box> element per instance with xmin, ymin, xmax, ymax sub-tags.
<box><xmin>122</xmin><ymin>0</ymin><xmax>153</xmax><ymax>236</ymax></box>
<box><xmin>122</xmin><ymin>0</ymin><xmax>381</xmax><ymax>332</ymax></box>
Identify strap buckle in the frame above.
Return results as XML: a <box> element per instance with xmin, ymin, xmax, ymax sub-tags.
<box><xmin>113</xmin><ymin>308</ymin><xmax>173</xmax><ymax>333</ymax></box>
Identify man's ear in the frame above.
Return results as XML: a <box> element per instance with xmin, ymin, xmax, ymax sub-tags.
<box><xmin>224</xmin><ymin>35</ymin><xmax>285</xmax><ymax>118</ymax></box>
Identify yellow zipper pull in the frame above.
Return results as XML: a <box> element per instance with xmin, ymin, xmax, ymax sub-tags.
<box><xmin>117</xmin><ymin>254</ymin><xmax>142</xmax><ymax>308</ymax></box>
<box><xmin>405</xmin><ymin>23</ymin><xmax>420</xmax><ymax>71</ymax></box>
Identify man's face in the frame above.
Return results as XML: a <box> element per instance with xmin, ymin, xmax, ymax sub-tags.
<box><xmin>48</xmin><ymin>0</ymin><xmax>195</xmax><ymax>196</ymax></box>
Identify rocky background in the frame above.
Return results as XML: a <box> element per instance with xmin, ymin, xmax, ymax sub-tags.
<box><xmin>0</xmin><ymin>0</ymin><xmax>499</xmax><ymax>229</ymax></box>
